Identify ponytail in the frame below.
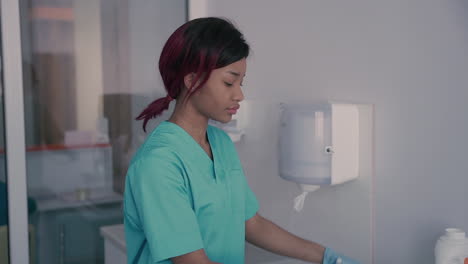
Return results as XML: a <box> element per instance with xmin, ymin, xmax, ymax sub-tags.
<box><xmin>136</xmin><ymin>95</ymin><xmax>173</xmax><ymax>132</ymax></box>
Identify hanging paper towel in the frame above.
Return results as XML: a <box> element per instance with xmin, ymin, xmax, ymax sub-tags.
<box><xmin>279</xmin><ymin>102</ymin><xmax>360</xmax><ymax>212</ymax></box>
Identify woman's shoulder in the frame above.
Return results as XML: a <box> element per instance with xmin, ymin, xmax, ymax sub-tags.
<box><xmin>129</xmin><ymin>129</ymin><xmax>184</xmax><ymax>170</ymax></box>
<box><xmin>131</xmin><ymin>137</ymin><xmax>182</xmax><ymax>168</ymax></box>
<box><xmin>132</xmin><ymin>122</ymin><xmax>184</xmax><ymax>157</ymax></box>
<box><xmin>126</xmin><ymin>145</ymin><xmax>185</xmax><ymax>184</ymax></box>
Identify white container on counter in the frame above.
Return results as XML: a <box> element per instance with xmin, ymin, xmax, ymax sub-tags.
<box><xmin>435</xmin><ymin>228</ymin><xmax>468</xmax><ymax>264</ymax></box>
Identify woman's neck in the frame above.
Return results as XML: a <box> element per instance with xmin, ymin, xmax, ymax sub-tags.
<box><xmin>168</xmin><ymin>100</ymin><xmax>209</xmax><ymax>146</ymax></box>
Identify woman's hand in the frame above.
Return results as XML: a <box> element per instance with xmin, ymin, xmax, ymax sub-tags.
<box><xmin>321</xmin><ymin>247</ymin><xmax>361</xmax><ymax>264</ymax></box>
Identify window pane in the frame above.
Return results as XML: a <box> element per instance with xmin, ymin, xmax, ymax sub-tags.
<box><xmin>19</xmin><ymin>1</ymin><xmax>187</xmax><ymax>263</ymax></box>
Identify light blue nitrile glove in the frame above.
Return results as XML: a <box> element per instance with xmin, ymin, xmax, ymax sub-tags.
<box><xmin>322</xmin><ymin>247</ymin><xmax>361</xmax><ymax>264</ymax></box>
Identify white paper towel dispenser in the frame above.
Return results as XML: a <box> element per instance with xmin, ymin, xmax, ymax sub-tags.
<box><xmin>279</xmin><ymin>102</ymin><xmax>360</xmax><ymax>211</ymax></box>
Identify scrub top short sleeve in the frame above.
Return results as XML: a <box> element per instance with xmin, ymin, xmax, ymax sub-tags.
<box><xmin>124</xmin><ymin>122</ymin><xmax>260</xmax><ymax>264</ymax></box>
<box><xmin>124</xmin><ymin>152</ymin><xmax>204</xmax><ymax>263</ymax></box>
<box><xmin>243</xmin><ymin>173</ymin><xmax>259</xmax><ymax>221</ymax></box>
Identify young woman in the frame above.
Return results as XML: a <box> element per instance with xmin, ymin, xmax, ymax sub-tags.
<box><xmin>123</xmin><ymin>17</ymin><xmax>360</xmax><ymax>264</ymax></box>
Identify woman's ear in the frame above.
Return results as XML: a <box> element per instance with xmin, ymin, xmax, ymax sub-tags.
<box><xmin>183</xmin><ymin>73</ymin><xmax>195</xmax><ymax>91</ymax></box>
<box><xmin>184</xmin><ymin>73</ymin><xmax>205</xmax><ymax>91</ymax></box>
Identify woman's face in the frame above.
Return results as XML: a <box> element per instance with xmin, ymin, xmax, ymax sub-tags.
<box><xmin>190</xmin><ymin>58</ymin><xmax>246</xmax><ymax>123</ymax></box>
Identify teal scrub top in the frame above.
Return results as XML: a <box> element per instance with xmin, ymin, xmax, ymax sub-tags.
<box><xmin>123</xmin><ymin>121</ymin><xmax>259</xmax><ymax>264</ymax></box>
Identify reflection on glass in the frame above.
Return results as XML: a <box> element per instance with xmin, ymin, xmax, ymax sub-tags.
<box><xmin>18</xmin><ymin>0</ymin><xmax>187</xmax><ymax>263</ymax></box>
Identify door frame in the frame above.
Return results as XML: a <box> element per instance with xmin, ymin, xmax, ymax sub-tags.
<box><xmin>1</xmin><ymin>0</ymin><xmax>30</xmax><ymax>263</ymax></box>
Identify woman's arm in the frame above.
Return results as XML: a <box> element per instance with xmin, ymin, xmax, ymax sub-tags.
<box><xmin>245</xmin><ymin>213</ymin><xmax>325</xmax><ymax>264</ymax></box>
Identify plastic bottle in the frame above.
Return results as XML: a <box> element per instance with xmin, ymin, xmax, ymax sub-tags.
<box><xmin>435</xmin><ymin>228</ymin><xmax>468</xmax><ymax>264</ymax></box>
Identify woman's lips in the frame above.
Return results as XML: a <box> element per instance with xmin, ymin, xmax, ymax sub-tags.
<box><xmin>227</xmin><ymin>106</ymin><xmax>239</xmax><ymax>114</ymax></box>
<box><xmin>227</xmin><ymin>108</ymin><xmax>238</xmax><ymax>114</ymax></box>
<box><xmin>227</xmin><ymin>104</ymin><xmax>240</xmax><ymax>115</ymax></box>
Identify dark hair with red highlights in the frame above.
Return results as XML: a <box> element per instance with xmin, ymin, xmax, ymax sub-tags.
<box><xmin>136</xmin><ymin>17</ymin><xmax>250</xmax><ymax>131</ymax></box>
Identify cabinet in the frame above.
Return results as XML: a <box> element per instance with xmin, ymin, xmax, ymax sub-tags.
<box><xmin>33</xmin><ymin>194</ymin><xmax>122</xmax><ymax>264</ymax></box>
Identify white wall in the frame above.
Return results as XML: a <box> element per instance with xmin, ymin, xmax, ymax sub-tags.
<box><xmin>205</xmin><ymin>1</ymin><xmax>468</xmax><ymax>263</ymax></box>
<box><xmin>128</xmin><ymin>0</ymin><xmax>187</xmax><ymax>144</ymax></box>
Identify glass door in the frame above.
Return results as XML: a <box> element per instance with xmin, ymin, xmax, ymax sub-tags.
<box><xmin>3</xmin><ymin>0</ymin><xmax>187</xmax><ymax>263</ymax></box>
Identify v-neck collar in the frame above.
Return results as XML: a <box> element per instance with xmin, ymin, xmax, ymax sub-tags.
<box><xmin>162</xmin><ymin>120</ymin><xmax>215</xmax><ymax>167</ymax></box>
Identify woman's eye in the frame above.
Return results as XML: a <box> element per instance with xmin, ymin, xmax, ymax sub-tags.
<box><xmin>224</xmin><ymin>82</ymin><xmax>233</xmax><ymax>87</ymax></box>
